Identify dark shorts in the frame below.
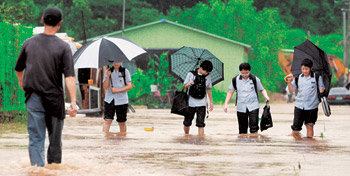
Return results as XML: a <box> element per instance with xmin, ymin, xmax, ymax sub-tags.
<box><xmin>183</xmin><ymin>106</ymin><xmax>206</xmax><ymax>127</ymax></box>
<box><xmin>291</xmin><ymin>107</ymin><xmax>318</xmax><ymax>131</ymax></box>
<box><xmin>236</xmin><ymin>108</ymin><xmax>259</xmax><ymax>134</ymax></box>
<box><xmin>104</xmin><ymin>100</ymin><xmax>128</xmax><ymax>122</ymax></box>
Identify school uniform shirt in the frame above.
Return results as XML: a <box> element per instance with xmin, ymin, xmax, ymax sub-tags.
<box><xmin>103</xmin><ymin>69</ymin><xmax>131</xmax><ymax>106</ymax></box>
<box><xmin>229</xmin><ymin>75</ymin><xmax>264</xmax><ymax>113</ymax></box>
<box><xmin>184</xmin><ymin>72</ymin><xmax>212</xmax><ymax>107</ymax></box>
<box><xmin>291</xmin><ymin>73</ymin><xmax>325</xmax><ymax>110</ymax></box>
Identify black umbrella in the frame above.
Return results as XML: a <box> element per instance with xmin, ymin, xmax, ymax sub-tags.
<box><xmin>170</xmin><ymin>46</ymin><xmax>224</xmax><ymax>85</ymax></box>
<box><xmin>291</xmin><ymin>40</ymin><xmax>332</xmax><ymax>97</ymax></box>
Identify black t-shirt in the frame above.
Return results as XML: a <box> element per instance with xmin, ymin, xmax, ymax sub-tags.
<box><xmin>15</xmin><ymin>33</ymin><xmax>75</xmax><ymax>119</ymax></box>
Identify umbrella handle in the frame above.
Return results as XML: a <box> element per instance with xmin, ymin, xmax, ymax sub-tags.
<box><xmin>284</xmin><ymin>75</ymin><xmax>293</xmax><ymax>83</ymax></box>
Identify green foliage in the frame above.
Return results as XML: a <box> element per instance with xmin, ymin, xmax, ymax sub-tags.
<box><xmin>139</xmin><ymin>0</ymin><xmax>207</xmax><ymax>15</ymax></box>
<box><xmin>0</xmin><ymin>0</ymin><xmax>39</xmax><ymax>25</ymax></box>
<box><xmin>128</xmin><ymin>68</ymin><xmax>153</xmax><ymax>100</ymax></box>
<box><xmin>0</xmin><ymin>22</ymin><xmax>32</xmax><ymax>122</ymax></box>
<box><xmin>211</xmin><ymin>87</ymin><xmax>227</xmax><ymax>104</ymax></box>
<box><xmin>168</xmin><ymin>0</ymin><xmax>287</xmax><ymax>92</ymax></box>
<box><xmin>252</xmin><ymin>0</ymin><xmax>343</xmax><ymax>35</ymax></box>
<box><xmin>1</xmin><ymin>0</ymin><xmax>164</xmax><ymax>41</ymax></box>
<box><xmin>168</xmin><ymin>0</ymin><xmax>347</xmax><ymax>92</ymax></box>
<box><xmin>129</xmin><ymin>53</ymin><xmax>182</xmax><ymax>107</ymax></box>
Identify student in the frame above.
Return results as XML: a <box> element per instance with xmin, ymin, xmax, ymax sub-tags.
<box><xmin>183</xmin><ymin>60</ymin><xmax>214</xmax><ymax>136</ymax></box>
<box><xmin>15</xmin><ymin>7</ymin><xmax>77</xmax><ymax>167</ymax></box>
<box><xmin>224</xmin><ymin>63</ymin><xmax>269</xmax><ymax>134</ymax></box>
<box><xmin>286</xmin><ymin>58</ymin><xmax>325</xmax><ymax>139</ymax></box>
<box><xmin>102</xmin><ymin>62</ymin><xmax>132</xmax><ymax>136</ymax></box>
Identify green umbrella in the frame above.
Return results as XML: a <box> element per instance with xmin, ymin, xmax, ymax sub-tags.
<box><xmin>170</xmin><ymin>46</ymin><xmax>224</xmax><ymax>85</ymax></box>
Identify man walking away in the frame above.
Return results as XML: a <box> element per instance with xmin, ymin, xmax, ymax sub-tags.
<box><xmin>15</xmin><ymin>7</ymin><xmax>77</xmax><ymax>167</ymax></box>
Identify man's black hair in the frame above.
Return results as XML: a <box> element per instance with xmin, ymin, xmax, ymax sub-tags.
<box><xmin>301</xmin><ymin>58</ymin><xmax>313</xmax><ymax>68</ymax></box>
<box><xmin>239</xmin><ymin>62</ymin><xmax>251</xmax><ymax>71</ymax></box>
<box><xmin>200</xmin><ymin>60</ymin><xmax>213</xmax><ymax>72</ymax></box>
<box><xmin>43</xmin><ymin>7</ymin><xmax>62</xmax><ymax>26</ymax></box>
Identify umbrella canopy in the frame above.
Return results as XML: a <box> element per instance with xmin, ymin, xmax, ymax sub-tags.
<box><xmin>291</xmin><ymin>40</ymin><xmax>332</xmax><ymax>97</ymax></box>
<box><xmin>73</xmin><ymin>37</ymin><xmax>147</xmax><ymax>69</ymax></box>
<box><xmin>170</xmin><ymin>46</ymin><xmax>224</xmax><ymax>85</ymax></box>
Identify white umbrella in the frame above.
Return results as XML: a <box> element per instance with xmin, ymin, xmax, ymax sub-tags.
<box><xmin>73</xmin><ymin>37</ymin><xmax>147</xmax><ymax>69</ymax></box>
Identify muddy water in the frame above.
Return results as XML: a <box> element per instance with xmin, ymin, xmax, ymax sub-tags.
<box><xmin>1</xmin><ymin>104</ymin><xmax>350</xmax><ymax>176</ymax></box>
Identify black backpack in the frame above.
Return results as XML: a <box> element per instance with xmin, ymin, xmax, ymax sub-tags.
<box><xmin>188</xmin><ymin>70</ymin><xmax>208</xmax><ymax>99</ymax></box>
<box><xmin>294</xmin><ymin>72</ymin><xmax>321</xmax><ymax>101</ymax></box>
<box><xmin>109</xmin><ymin>66</ymin><xmax>126</xmax><ymax>86</ymax></box>
<box><xmin>232</xmin><ymin>74</ymin><xmax>258</xmax><ymax>105</ymax></box>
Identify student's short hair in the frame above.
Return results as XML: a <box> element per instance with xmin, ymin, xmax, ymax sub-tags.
<box><xmin>239</xmin><ymin>62</ymin><xmax>251</xmax><ymax>71</ymax></box>
<box><xmin>301</xmin><ymin>58</ymin><xmax>313</xmax><ymax>68</ymax></box>
<box><xmin>200</xmin><ymin>60</ymin><xmax>213</xmax><ymax>72</ymax></box>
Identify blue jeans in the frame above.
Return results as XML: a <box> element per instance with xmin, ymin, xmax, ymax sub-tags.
<box><xmin>26</xmin><ymin>93</ymin><xmax>64</xmax><ymax>166</ymax></box>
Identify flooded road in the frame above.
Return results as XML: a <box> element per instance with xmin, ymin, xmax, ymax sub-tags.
<box><xmin>1</xmin><ymin>103</ymin><xmax>350</xmax><ymax>175</ymax></box>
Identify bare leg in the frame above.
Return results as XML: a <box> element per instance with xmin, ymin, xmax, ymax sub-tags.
<box><xmin>306</xmin><ymin>124</ymin><xmax>314</xmax><ymax>138</ymax></box>
<box><xmin>103</xmin><ymin>120</ymin><xmax>112</xmax><ymax>135</ymax></box>
<box><xmin>118</xmin><ymin>122</ymin><xmax>127</xmax><ymax>135</ymax></box>
<box><xmin>198</xmin><ymin>127</ymin><xmax>204</xmax><ymax>136</ymax></box>
<box><xmin>292</xmin><ymin>130</ymin><xmax>302</xmax><ymax>140</ymax></box>
<box><xmin>184</xmin><ymin>126</ymin><xmax>190</xmax><ymax>134</ymax></box>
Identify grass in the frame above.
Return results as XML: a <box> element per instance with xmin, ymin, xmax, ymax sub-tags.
<box><xmin>0</xmin><ymin>121</ymin><xmax>27</xmax><ymax>135</ymax></box>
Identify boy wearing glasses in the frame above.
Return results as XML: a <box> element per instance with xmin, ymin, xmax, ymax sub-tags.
<box><xmin>224</xmin><ymin>63</ymin><xmax>270</xmax><ymax>134</ymax></box>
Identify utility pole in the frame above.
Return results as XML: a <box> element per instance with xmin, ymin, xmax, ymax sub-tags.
<box><xmin>341</xmin><ymin>1</ymin><xmax>350</xmax><ymax>85</ymax></box>
<box><xmin>346</xmin><ymin>1</ymin><xmax>350</xmax><ymax>84</ymax></box>
<box><xmin>342</xmin><ymin>9</ymin><xmax>348</xmax><ymax>84</ymax></box>
<box><xmin>81</xmin><ymin>10</ymin><xmax>87</xmax><ymax>45</ymax></box>
<box><xmin>122</xmin><ymin>0</ymin><xmax>125</xmax><ymax>37</ymax></box>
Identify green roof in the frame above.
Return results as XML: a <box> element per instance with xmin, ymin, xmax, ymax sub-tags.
<box><xmin>82</xmin><ymin>19</ymin><xmax>251</xmax><ymax>48</ymax></box>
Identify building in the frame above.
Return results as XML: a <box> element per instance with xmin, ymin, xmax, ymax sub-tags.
<box><xmin>85</xmin><ymin>19</ymin><xmax>251</xmax><ymax>91</ymax></box>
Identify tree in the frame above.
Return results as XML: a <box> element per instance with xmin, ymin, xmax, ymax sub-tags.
<box><xmin>252</xmin><ymin>0</ymin><xmax>343</xmax><ymax>35</ymax></box>
<box><xmin>139</xmin><ymin>0</ymin><xmax>208</xmax><ymax>15</ymax></box>
<box><xmin>0</xmin><ymin>0</ymin><xmax>39</xmax><ymax>25</ymax></box>
<box><xmin>168</xmin><ymin>0</ymin><xmax>287</xmax><ymax>92</ymax></box>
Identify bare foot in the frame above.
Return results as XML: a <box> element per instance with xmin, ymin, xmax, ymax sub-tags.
<box><xmin>291</xmin><ymin>131</ymin><xmax>302</xmax><ymax>140</ymax></box>
<box><xmin>116</xmin><ymin>132</ymin><xmax>127</xmax><ymax>136</ymax></box>
<box><xmin>104</xmin><ymin>131</ymin><xmax>112</xmax><ymax>137</ymax></box>
<box><xmin>197</xmin><ymin>134</ymin><xmax>205</xmax><ymax>138</ymax></box>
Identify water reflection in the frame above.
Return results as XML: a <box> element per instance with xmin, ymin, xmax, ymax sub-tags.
<box><xmin>291</xmin><ymin>137</ymin><xmax>333</xmax><ymax>153</ymax></box>
<box><xmin>173</xmin><ymin>135</ymin><xmax>210</xmax><ymax>145</ymax></box>
<box><xmin>235</xmin><ymin>134</ymin><xmax>272</xmax><ymax>143</ymax></box>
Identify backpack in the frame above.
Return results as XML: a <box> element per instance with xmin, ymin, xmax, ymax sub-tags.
<box><xmin>188</xmin><ymin>70</ymin><xmax>208</xmax><ymax>99</ymax></box>
<box><xmin>232</xmin><ymin>74</ymin><xmax>258</xmax><ymax>105</ymax></box>
<box><xmin>294</xmin><ymin>72</ymin><xmax>321</xmax><ymax>101</ymax></box>
<box><xmin>110</xmin><ymin>66</ymin><xmax>126</xmax><ymax>86</ymax></box>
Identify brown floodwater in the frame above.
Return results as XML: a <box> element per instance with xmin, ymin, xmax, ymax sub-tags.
<box><xmin>1</xmin><ymin>103</ymin><xmax>350</xmax><ymax>176</ymax></box>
